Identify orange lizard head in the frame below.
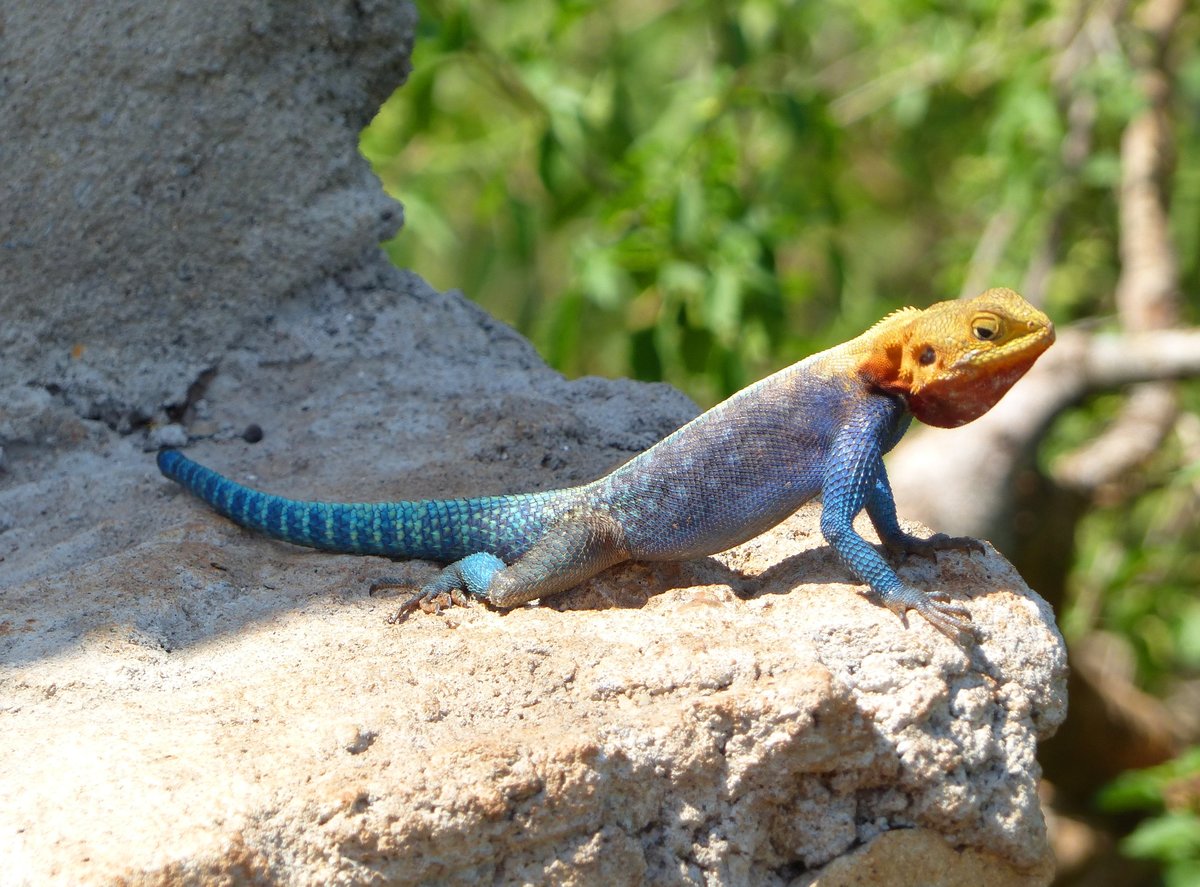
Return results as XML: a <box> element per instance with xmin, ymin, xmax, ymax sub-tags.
<box><xmin>858</xmin><ymin>288</ymin><xmax>1055</xmax><ymax>428</ymax></box>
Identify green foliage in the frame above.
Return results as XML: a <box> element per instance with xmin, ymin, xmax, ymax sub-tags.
<box><xmin>1100</xmin><ymin>747</ymin><xmax>1200</xmax><ymax>887</ymax></box>
<box><xmin>361</xmin><ymin>0</ymin><xmax>1142</xmax><ymax>405</ymax></box>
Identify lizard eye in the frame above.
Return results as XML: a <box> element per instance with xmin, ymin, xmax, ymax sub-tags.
<box><xmin>918</xmin><ymin>346</ymin><xmax>936</xmax><ymax>365</ymax></box>
<box><xmin>972</xmin><ymin>313</ymin><xmax>1001</xmax><ymax>341</ymax></box>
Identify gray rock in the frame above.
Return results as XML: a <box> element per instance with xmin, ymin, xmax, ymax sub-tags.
<box><xmin>1</xmin><ymin>503</ymin><xmax>1064</xmax><ymax>884</ymax></box>
<box><xmin>0</xmin><ymin>0</ymin><xmax>417</xmax><ymax>436</ymax></box>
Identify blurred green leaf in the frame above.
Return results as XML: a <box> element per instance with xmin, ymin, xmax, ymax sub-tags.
<box><xmin>1123</xmin><ymin>813</ymin><xmax>1200</xmax><ymax>863</ymax></box>
<box><xmin>367</xmin><ymin>0</ymin><xmax>1163</xmax><ymax>402</ymax></box>
<box><xmin>1100</xmin><ymin>746</ymin><xmax>1200</xmax><ymax>813</ymax></box>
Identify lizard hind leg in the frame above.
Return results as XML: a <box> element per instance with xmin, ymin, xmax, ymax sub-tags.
<box><xmin>386</xmin><ymin>508</ymin><xmax>630</xmax><ymax>624</ymax></box>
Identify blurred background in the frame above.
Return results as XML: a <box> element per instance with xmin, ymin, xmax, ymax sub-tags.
<box><xmin>360</xmin><ymin>1</ymin><xmax>1200</xmax><ymax>883</ymax></box>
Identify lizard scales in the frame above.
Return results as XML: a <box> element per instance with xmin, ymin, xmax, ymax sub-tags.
<box><xmin>158</xmin><ymin>288</ymin><xmax>1054</xmax><ymax>640</ymax></box>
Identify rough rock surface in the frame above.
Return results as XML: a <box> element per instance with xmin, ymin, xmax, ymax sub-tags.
<box><xmin>2</xmin><ymin>356</ymin><xmax>1065</xmax><ymax>884</ymax></box>
<box><xmin>0</xmin><ymin>0</ymin><xmax>416</xmax><ymax>433</ymax></box>
<box><xmin>0</xmin><ymin>1</ymin><xmax>1067</xmax><ymax>884</ymax></box>
<box><xmin>0</xmin><ymin>264</ymin><xmax>1066</xmax><ymax>885</ymax></box>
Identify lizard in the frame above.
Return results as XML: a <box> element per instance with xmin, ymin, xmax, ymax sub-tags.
<box><xmin>157</xmin><ymin>287</ymin><xmax>1054</xmax><ymax>641</ymax></box>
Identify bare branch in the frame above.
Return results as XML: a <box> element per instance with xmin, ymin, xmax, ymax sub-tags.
<box><xmin>1114</xmin><ymin>84</ymin><xmax>1180</xmax><ymax>331</ymax></box>
<box><xmin>1079</xmin><ymin>329</ymin><xmax>1200</xmax><ymax>387</ymax></box>
<box><xmin>1051</xmin><ymin>0</ymin><xmax>1186</xmax><ymax>491</ymax></box>
<box><xmin>1054</xmin><ymin>386</ymin><xmax>1177</xmax><ymax>491</ymax></box>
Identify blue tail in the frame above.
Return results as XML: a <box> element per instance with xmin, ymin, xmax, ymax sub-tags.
<box><xmin>156</xmin><ymin>449</ymin><xmax>559</xmax><ymax>562</ymax></box>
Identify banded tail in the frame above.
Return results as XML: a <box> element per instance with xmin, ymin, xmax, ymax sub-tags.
<box><xmin>156</xmin><ymin>449</ymin><xmax>561</xmax><ymax>563</ymax></box>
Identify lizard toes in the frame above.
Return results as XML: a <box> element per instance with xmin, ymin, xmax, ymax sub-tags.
<box><xmin>883</xmin><ymin>535</ymin><xmax>948</xmax><ymax>562</ymax></box>
<box><xmin>883</xmin><ymin>540</ymin><xmax>936</xmax><ymax>563</ymax></box>
<box><xmin>387</xmin><ymin>588</ymin><xmax>452</xmax><ymax>624</ymax></box>
<box><xmin>916</xmin><ymin>598</ymin><xmax>975</xmax><ymax>641</ymax></box>
<box><xmin>884</xmin><ymin>586</ymin><xmax>974</xmax><ymax>642</ymax></box>
<box><xmin>889</xmin><ymin>533</ymin><xmax>985</xmax><ymax>562</ymax></box>
<box><xmin>386</xmin><ymin>591</ymin><xmax>423</xmax><ymax>624</ymax></box>
<box><xmin>925</xmin><ymin>589</ymin><xmax>972</xmax><ymax>615</ymax></box>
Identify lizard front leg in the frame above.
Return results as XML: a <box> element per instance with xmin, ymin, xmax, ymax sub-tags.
<box><xmin>821</xmin><ymin>401</ymin><xmax>974</xmax><ymax>641</ymax></box>
<box><xmin>386</xmin><ymin>508</ymin><xmax>630</xmax><ymax>622</ymax></box>
<box><xmin>865</xmin><ymin>468</ymin><xmax>984</xmax><ymax>562</ymax></box>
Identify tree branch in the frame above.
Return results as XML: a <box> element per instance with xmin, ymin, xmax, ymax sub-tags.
<box><xmin>1049</xmin><ymin>0</ymin><xmax>1186</xmax><ymax>492</ymax></box>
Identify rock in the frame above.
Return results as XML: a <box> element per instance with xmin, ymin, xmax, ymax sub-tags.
<box><xmin>0</xmin><ymin>1</ymin><xmax>1068</xmax><ymax>884</ymax></box>
<box><xmin>0</xmin><ymin>0</ymin><xmax>417</xmax><ymax>436</ymax></box>
<box><xmin>796</xmin><ymin>828</ymin><xmax>1054</xmax><ymax>886</ymax></box>
<box><xmin>1</xmin><ymin>493</ymin><xmax>1064</xmax><ymax>885</ymax></box>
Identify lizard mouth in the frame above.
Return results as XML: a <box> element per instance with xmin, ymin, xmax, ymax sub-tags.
<box><xmin>911</xmin><ymin>321</ymin><xmax>1055</xmax><ymax>427</ymax></box>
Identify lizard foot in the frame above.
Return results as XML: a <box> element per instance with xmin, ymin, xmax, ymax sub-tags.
<box><xmin>382</xmin><ymin>552</ymin><xmax>507</xmax><ymax>625</ymax></box>
<box><xmin>386</xmin><ymin>587</ymin><xmax>470</xmax><ymax>624</ymax></box>
<box><xmin>881</xmin><ymin>584</ymin><xmax>975</xmax><ymax>642</ymax></box>
<box><xmin>883</xmin><ymin>532</ymin><xmax>985</xmax><ymax>563</ymax></box>
<box><xmin>368</xmin><ymin>575</ymin><xmax>458</xmax><ymax>623</ymax></box>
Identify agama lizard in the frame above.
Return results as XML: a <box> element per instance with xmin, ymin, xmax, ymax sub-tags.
<box><xmin>157</xmin><ymin>288</ymin><xmax>1054</xmax><ymax>640</ymax></box>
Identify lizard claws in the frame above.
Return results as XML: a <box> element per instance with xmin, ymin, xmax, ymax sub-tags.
<box><xmin>385</xmin><ymin>587</ymin><xmax>470</xmax><ymax>624</ymax></box>
<box><xmin>386</xmin><ymin>590</ymin><xmax>433</xmax><ymax>624</ymax></box>
<box><xmin>379</xmin><ymin>553</ymin><xmax>504</xmax><ymax>623</ymax></box>
<box><xmin>882</xmin><ymin>585</ymin><xmax>975</xmax><ymax>642</ymax></box>
<box><xmin>373</xmin><ymin>576</ymin><xmax>470</xmax><ymax>624</ymax></box>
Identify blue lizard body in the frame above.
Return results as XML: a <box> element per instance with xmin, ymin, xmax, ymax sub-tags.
<box><xmin>158</xmin><ymin>289</ymin><xmax>1054</xmax><ymax>639</ymax></box>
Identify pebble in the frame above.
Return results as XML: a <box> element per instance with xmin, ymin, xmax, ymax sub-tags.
<box><xmin>149</xmin><ymin>423</ymin><xmax>189</xmax><ymax>449</ymax></box>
